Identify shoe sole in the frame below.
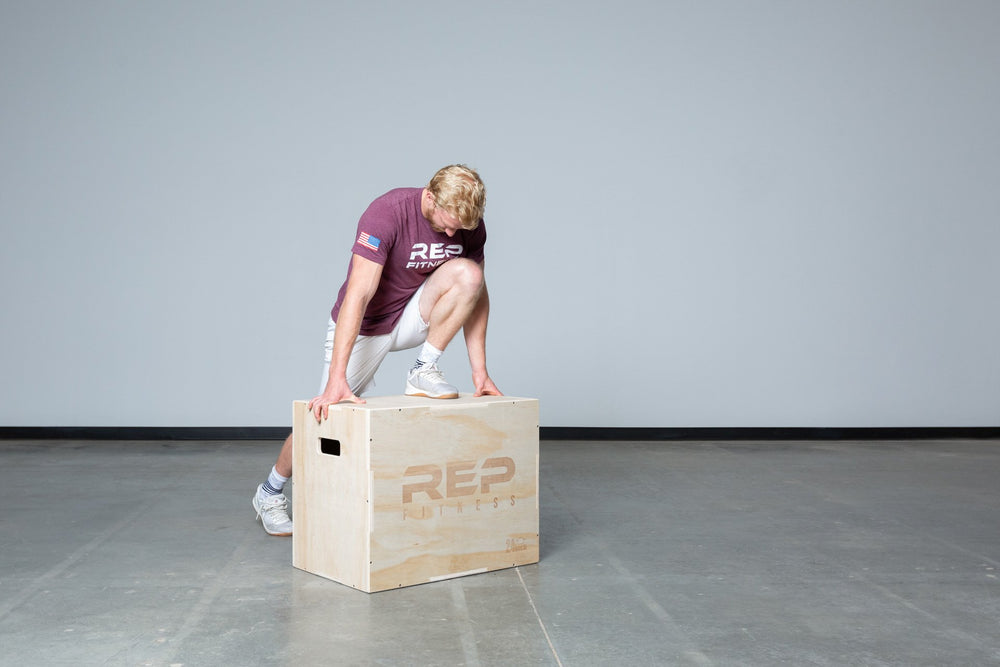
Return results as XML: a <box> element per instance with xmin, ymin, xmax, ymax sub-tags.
<box><xmin>252</xmin><ymin>495</ymin><xmax>292</xmax><ymax>537</ymax></box>
<box><xmin>405</xmin><ymin>381</ymin><xmax>458</xmax><ymax>399</ymax></box>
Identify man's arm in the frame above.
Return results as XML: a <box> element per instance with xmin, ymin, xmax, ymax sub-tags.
<box><xmin>463</xmin><ymin>265</ymin><xmax>502</xmax><ymax>397</ymax></box>
<box><xmin>308</xmin><ymin>254</ymin><xmax>383</xmax><ymax>420</ymax></box>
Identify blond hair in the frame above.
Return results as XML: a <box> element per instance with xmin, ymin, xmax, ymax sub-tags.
<box><xmin>427</xmin><ymin>164</ymin><xmax>486</xmax><ymax>229</ymax></box>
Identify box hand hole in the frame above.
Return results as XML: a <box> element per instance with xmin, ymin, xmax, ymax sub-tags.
<box><xmin>320</xmin><ymin>438</ymin><xmax>341</xmax><ymax>456</ymax></box>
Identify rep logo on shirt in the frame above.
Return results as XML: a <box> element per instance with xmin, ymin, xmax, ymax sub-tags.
<box><xmin>407</xmin><ymin>243</ymin><xmax>463</xmax><ymax>269</ymax></box>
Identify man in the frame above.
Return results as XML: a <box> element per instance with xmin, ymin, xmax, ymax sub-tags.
<box><xmin>252</xmin><ymin>164</ymin><xmax>502</xmax><ymax>536</ymax></box>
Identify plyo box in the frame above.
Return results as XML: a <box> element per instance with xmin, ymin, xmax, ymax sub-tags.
<box><xmin>292</xmin><ymin>394</ymin><xmax>539</xmax><ymax>592</ymax></box>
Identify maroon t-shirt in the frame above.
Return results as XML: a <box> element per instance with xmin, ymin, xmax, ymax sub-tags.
<box><xmin>331</xmin><ymin>188</ymin><xmax>487</xmax><ymax>336</ymax></box>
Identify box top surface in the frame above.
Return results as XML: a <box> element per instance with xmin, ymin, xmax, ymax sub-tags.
<box><xmin>293</xmin><ymin>394</ymin><xmax>537</xmax><ymax>412</ymax></box>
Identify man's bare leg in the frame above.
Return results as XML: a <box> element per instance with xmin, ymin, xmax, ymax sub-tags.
<box><xmin>406</xmin><ymin>259</ymin><xmax>485</xmax><ymax>398</ymax></box>
<box><xmin>419</xmin><ymin>258</ymin><xmax>485</xmax><ymax>350</ymax></box>
<box><xmin>252</xmin><ymin>432</ymin><xmax>294</xmax><ymax>536</ymax></box>
<box><xmin>276</xmin><ymin>433</ymin><xmax>292</xmax><ymax>478</ymax></box>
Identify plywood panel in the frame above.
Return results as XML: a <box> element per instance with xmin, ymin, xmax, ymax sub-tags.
<box><xmin>292</xmin><ymin>395</ymin><xmax>539</xmax><ymax>592</ymax></box>
<box><xmin>292</xmin><ymin>401</ymin><xmax>372</xmax><ymax>589</ymax></box>
<box><xmin>369</xmin><ymin>398</ymin><xmax>538</xmax><ymax>590</ymax></box>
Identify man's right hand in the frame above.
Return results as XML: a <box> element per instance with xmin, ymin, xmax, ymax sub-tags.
<box><xmin>307</xmin><ymin>379</ymin><xmax>365</xmax><ymax>422</ymax></box>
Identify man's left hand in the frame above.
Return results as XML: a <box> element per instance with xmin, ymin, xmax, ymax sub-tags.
<box><xmin>473</xmin><ymin>372</ymin><xmax>503</xmax><ymax>397</ymax></box>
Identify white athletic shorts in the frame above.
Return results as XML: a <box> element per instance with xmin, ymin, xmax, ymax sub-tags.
<box><xmin>319</xmin><ymin>282</ymin><xmax>429</xmax><ymax>396</ymax></box>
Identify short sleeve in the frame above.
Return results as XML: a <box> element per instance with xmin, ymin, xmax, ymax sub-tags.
<box><xmin>351</xmin><ymin>197</ymin><xmax>397</xmax><ymax>265</ymax></box>
<box><xmin>462</xmin><ymin>220</ymin><xmax>487</xmax><ymax>263</ymax></box>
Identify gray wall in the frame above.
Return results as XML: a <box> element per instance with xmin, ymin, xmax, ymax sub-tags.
<box><xmin>2</xmin><ymin>1</ymin><xmax>998</xmax><ymax>428</ymax></box>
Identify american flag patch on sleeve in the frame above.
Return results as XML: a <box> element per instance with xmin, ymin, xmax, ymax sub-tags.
<box><xmin>358</xmin><ymin>232</ymin><xmax>381</xmax><ymax>252</ymax></box>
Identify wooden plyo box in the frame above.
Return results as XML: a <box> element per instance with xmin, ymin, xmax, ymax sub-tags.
<box><xmin>292</xmin><ymin>394</ymin><xmax>539</xmax><ymax>592</ymax></box>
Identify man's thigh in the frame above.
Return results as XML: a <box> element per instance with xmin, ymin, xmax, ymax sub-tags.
<box><xmin>416</xmin><ymin>258</ymin><xmax>482</xmax><ymax>322</ymax></box>
<box><xmin>388</xmin><ymin>282</ymin><xmax>429</xmax><ymax>352</ymax></box>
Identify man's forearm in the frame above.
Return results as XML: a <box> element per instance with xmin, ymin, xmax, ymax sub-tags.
<box><xmin>323</xmin><ymin>254</ymin><xmax>383</xmax><ymax>394</ymax></box>
<box><xmin>328</xmin><ymin>297</ymin><xmax>367</xmax><ymax>384</ymax></box>
<box><xmin>464</xmin><ymin>282</ymin><xmax>491</xmax><ymax>373</ymax></box>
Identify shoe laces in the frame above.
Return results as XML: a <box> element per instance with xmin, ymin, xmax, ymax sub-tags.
<box><xmin>260</xmin><ymin>493</ymin><xmax>288</xmax><ymax>514</ymax></box>
<box><xmin>418</xmin><ymin>363</ymin><xmax>446</xmax><ymax>383</ymax></box>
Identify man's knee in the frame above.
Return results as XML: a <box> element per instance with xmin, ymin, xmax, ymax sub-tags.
<box><xmin>445</xmin><ymin>258</ymin><xmax>484</xmax><ymax>292</ymax></box>
<box><xmin>420</xmin><ymin>259</ymin><xmax>485</xmax><ymax>321</ymax></box>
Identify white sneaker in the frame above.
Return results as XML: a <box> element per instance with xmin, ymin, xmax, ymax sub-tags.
<box><xmin>253</xmin><ymin>484</ymin><xmax>293</xmax><ymax>536</ymax></box>
<box><xmin>405</xmin><ymin>362</ymin><xmax>459</xmax><ymax>399</ymax></box>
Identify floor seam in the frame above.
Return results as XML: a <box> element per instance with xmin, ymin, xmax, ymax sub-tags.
<box><xmin>516</xmin><ymin>567</ymin><xmax>563</xmax><ymax>667</ymax></box>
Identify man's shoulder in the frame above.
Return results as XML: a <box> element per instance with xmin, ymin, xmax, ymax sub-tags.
<box><xmin>372</xmin><ymin>187</ymin><xmax>422</xmax><ymax>207</ymax></box>
<box><xmin>360</xmin><ymin>187</ymin><xmax>422</xmax><ymax>232</ymax></box>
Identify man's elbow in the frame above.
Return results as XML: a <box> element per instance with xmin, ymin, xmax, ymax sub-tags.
<box><xmin>342</xmin><ymin>291</ymin><xmax>373</xmax><ymax>313</ymax></box>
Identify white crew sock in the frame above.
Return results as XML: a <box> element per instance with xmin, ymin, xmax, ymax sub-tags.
<box><xmin>261</xmin><ymin>466</ymin><xmax>289</xmax><ymax>497</ymax></box>
<box><xmin>414</xmin><ymin>341</ymin><xmax>443</xmax><ymax>368</ymax></box>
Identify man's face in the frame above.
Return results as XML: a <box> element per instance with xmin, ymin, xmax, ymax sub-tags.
<box><xmin>429</xmin><ymin>206</ymin><xmax>465</xmax><ymax>237</ymax></box>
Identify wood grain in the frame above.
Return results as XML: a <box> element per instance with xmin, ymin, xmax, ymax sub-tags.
<box><xmin>292</xmin><ymin>394</ymin><xmax>539</xmax><ymax>592</ymax></box>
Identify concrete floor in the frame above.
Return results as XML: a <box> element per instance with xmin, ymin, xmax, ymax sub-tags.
<box><xmin>2</xmin><ymin>438</ymin><xmax>999</xmax><ymax>666</ymax></box>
